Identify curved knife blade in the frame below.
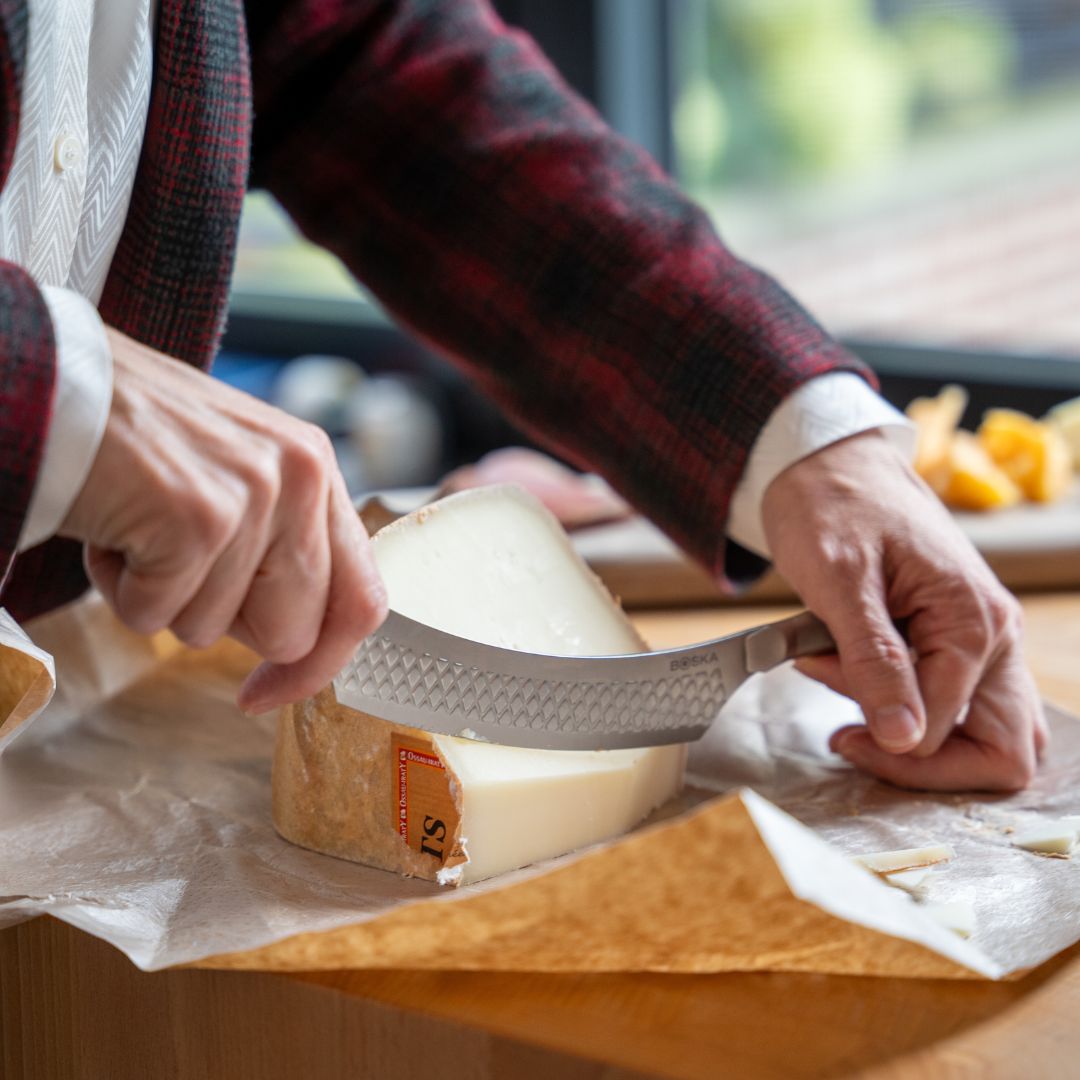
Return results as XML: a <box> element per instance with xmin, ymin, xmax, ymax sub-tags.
<box><xmin>332</xmin><ymin>608</ymin><xmax>834</xmax><ymax>750</ymax></box>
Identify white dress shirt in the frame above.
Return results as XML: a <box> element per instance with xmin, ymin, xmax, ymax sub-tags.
<box><xmin>1</xmin><ymin>0</ymin><xmax>910</xmax><ymax>562</ymax></box>
<box><xmin>728</xmin><ymin>372</ymin><xmax>914</xmax><ymax>557</ymax></box>
<box><xmin>3</xmin><ymin>0</ymin><xmax>154</xmax><ymax>551</ymax></box>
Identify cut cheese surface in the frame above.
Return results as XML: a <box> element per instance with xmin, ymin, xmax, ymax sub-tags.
<box><xmin>272</xmin><ymin>485</ymin><xmax>687</xmax><ymax>886</ymax></box>
<box><xmin>373</xmin><ymin>485</ymin><xmax>642</xmax><ymax>655</ymax></box>
<box><xmin>435</xmin><ymin>735</ymin><xmax>685</xmax><ymax>885</ymax></box>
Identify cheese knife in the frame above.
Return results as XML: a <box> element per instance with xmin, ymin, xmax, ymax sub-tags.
<box><xmin>333</xmin><ymin>605</ymin><xmax>835</xmax><ymax>751</ymax></box>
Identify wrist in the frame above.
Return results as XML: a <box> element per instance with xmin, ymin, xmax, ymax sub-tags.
<box><xmin>761</xmin><ymin>429</ymin><xmax>916</xmax><ymax>551</ymax></box>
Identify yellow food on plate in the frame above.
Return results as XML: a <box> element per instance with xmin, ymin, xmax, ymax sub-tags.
<box><xmin>1045</xmin><ymin>396</ymin><xmax>1080</xmax><ymax>471</ymax></box>
<box><xmin>978</xmin><ymin>409</ymin><xmax>1072</xmax><ymax>503</ymax></box>
<box><xmin>905</xmin><ymin>384</ymin><xmax>968</xmax><ymax>487</ymax></box>
<box><xmin>938</xmin><ymin>431</ymin><xmax>1022</xmax><ymax>511</ymax></box>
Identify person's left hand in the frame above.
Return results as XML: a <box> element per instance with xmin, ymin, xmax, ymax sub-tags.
<box><xmin>760</xmin><ymin>429</ymin><xmax>1048</xmax><ymax>792</ymax></box>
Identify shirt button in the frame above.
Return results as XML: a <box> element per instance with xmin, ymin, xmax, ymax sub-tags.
<box><xmin>53</xmin><ymin>133</ymin><xmax>83</xmax><ymax>173</ymax></box>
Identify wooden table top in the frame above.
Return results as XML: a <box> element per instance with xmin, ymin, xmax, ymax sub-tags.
<box><xmin>5</xmin><ymin>592</ymin><xmax>1080</xmax><ymax>1080</ymax></box>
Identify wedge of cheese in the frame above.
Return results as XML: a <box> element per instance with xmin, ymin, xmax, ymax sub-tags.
<box><xmin>273</xmin><ymin>485</ymin><xmax>687</xmax><ymax>886</ymax></box>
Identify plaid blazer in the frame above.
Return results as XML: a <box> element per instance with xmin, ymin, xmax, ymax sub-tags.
<box><xmin>0</xmin><ymin>0</ymin><xmax>871</xmax><ymax>623</ymax></box>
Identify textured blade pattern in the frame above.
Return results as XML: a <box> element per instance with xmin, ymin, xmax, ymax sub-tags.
<box><xmin>332</xmin><ymin>625</ymin><xmax>729</xmax><ymax>749</ymax></box>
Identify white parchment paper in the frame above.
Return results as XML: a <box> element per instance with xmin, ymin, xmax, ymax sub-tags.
<box><xmin>1</xmin><ymin>595</ymin><xmax>1078</xmax><ymax>976</ymax></box>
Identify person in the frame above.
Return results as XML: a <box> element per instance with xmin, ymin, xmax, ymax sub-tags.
<box><xmin>0</xmin><ymin>0</ymin><xmax>1045</xmax><ymax>792</ymax></box>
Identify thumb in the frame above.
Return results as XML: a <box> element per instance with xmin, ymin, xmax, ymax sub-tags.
<box><xmin>823</xmin><ymin>582</ymin><xmax>925</xmax><ymax>754</ymax></box>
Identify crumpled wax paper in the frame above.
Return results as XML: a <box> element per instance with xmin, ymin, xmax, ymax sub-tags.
<box><xmin>1</xmin><ymin>594</ymin><xmax>1078</xmax><ymax>979</ymax></box>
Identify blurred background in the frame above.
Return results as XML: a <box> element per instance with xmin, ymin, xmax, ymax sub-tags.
<box><xmin>219</xmin><ymin>0</ymin><xmax>1080</xmax><ymax>493</ymax></box>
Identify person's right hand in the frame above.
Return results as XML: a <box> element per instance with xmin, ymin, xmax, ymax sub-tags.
<box><xmin>60</xmin><ymin>329</ymin><xmax>388</xmax><ymax>713</ymax></box>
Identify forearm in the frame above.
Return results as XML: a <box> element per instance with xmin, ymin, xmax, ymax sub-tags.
<box><xmin>247</xmin><ymin>0</ymin><xmax>871</xmax><ymax>583</ymax></box>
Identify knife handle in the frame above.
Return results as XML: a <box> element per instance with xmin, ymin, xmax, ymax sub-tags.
<box><xmin>743</xmin><ymin>610</ymin><xmax>836</xmax><ymax>674</ymax></box>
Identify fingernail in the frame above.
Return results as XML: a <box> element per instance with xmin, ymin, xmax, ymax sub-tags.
<box><xmin>244</xmin><ymin>698</ymin><xmax>280</xmax><ymax>716</ymax></box>
<box><xmin>831</xmin><ymin>729</ymin><xmax>858</xmax><ymax>754</ymax></box>
<box><xmin>238</xmin><ymin>680</ymin><xmax>268</xmax><ymax>714</ymax></box>
<box><xmin>873</xmin><ymin>705</ymin><xmax>921</xmax><ymax>750</ymax></box>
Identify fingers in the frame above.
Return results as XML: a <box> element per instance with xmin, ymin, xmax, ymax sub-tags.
<box><xmin>66</xmin><ymin>338</ymin><xmax>385</xmax><ymax>705</ymax></box>
<box><xmin>760</xmin><ymin>429</ymin><xmax>1043</xmax><ymax>794</ymax></box>
<box><xmin>168</xmin><ymin>470</ymin><xmax>283</xmax><ymax>651</ymax></box>
<box><xmin>909</xmin><ymin>646</ymin><xmax>981</xmax><ymax>758</ymax></box>
<box><xmin>908</xmin><ymin>587</ymin><xmax>1020</xmax><ymax>759</ymax></box>
<box><xmin>831</xmin><ymin>727</ymin><xmax>1031</xmax><ymax>792</ymax></box>
<box><xmin>793</xmin><ymin>655</ymin><xmax>849</xmax><ymax>699</ymax></box>
<box><xmin>832</xmin><ymin>643</ymin><xmax>1042</xmax><ymax>792</ymax></box>
<box><xmin>85</xmin><ymin>505</ymin><xmax>232</xmax><ymax>637</ymax></box>
<box><xmin>175</xmin><ymin>448</ymin><xmax>330</xmax><ymax>659</ymax></box>
<box><xmin>814</xmin><ymin>576</ymin><xmax>925</xmax><ymax>754</ymax></box>
<box><xmin>237</xmin><ymin>470</ymin><xmax>387</xmax><ymax>713</ymax></box>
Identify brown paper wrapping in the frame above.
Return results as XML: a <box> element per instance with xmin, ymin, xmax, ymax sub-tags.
<box><xmin>197</xmin><ymin>789</ymin><xmax>973</xmax><ymax>979</ymax></box>
<box><xmin>2</xmin><ymin>595</ymin><xmax>1079</xmax><ymax>979</ymax></box>
<box><xmin>0</xmin><ymin>611</ymin><xmax>55</xmax><ymax>750</ymax></box>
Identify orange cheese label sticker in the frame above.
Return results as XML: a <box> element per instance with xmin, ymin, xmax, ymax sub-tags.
<box><xmin>390</xmin><ymin>733</ymin><xmax>465</xmax><ymax>868</ymax></box>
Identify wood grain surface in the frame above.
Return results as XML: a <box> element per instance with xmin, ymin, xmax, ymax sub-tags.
<box><xmin>3</xmin><ymin>593</ymin><xmax>1080</xmax><ymax>1080</ymax></box>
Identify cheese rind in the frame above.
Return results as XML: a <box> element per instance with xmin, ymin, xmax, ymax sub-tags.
<box><xmin>273</xmin><ymin>486</ymin><xmax>687</xmax><ymax>885</ymax></box>
<box><xmin>852</xmin><ymin>843</ymin><xmax>955</xmax><ymax>875</ymax></box>
<box><xmin>883</xmin><ymin>867</ymin><xmax>933</xmax><ymax>897</ymax></box>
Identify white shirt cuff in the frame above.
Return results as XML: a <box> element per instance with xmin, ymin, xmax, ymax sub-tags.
<box><xmin>18</xmin><ymin>287</ymin><xmax>113</xmax><ymax>551</ymax></box>
<box><xmin>727</xmin><ymin>372</ymin><xmax>915</xmax><ymax>559</ymax></box>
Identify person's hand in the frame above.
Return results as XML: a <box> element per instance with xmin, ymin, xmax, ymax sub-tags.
<box><xmin>60</xmin><ymin>329</ymin><xmax>387</xmax><ymax>712</ymax></box>
<box><xmin>761</xmin><ymin>429</ymin><xmax>1047</xmax><ymax>792</ymax></box>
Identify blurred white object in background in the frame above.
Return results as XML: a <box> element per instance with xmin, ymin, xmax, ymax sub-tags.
<box><xmin>347</xmin><ymin>375</ymin><xmax>443</xmax><ymax>489</ymax></box>
<box><xmin>272</xmin><ymin>355</ymin><xmax>365</xmax><ymax>431</ymax></box>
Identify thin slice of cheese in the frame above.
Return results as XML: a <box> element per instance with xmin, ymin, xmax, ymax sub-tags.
<box><xmin>883</xmin><ymin>867</ymin><xmax>933</xmax><ymax>897</ymax></box>
<box><xmin>273</xmin><ymin>485</ymin><xmax>687</xmax><ymax>886</ymax></box>
<box><xmin>1011</xmin><ymin>821</ymin><xmax>1079</xmax><ymax>856</ymax></box>
<box><xmin>852</xmin><ymin>843</ymin><xmax>955</xmax><ymax>875</ymax></box>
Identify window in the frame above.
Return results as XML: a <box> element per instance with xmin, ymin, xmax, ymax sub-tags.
<box><xmin>671</xmin><ymin>0</ymin><xmax>1080</xmax><ymax>361</ymax></box>
<box><xmin>231</xmin><ymin>192</ymin><xmax>372</xmax><ymax>315</ymax></box>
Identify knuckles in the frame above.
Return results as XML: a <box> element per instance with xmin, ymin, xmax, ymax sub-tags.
<box><xmin>986</xmin><ymin>589</ymin><xmax>1024</xmax><ymax>644</ymax></box>
<box><xmin>236</xmin><ymin>456</ymin><xmax>282</xmax><ymax>515</ymax></box>
<box><xmin>183</xmin><ymin>491</ymin><xmax>238</xmax><ymax>553</ymax></box>
<box><xmin>817</xmin><ymin>538</ymin><xmax>873</xmax><ymax>582</ymax></box>
<box><xmin>281</xmin><ymin>422</ymin><xmax>335</xmax><ymax>484</ymax></box>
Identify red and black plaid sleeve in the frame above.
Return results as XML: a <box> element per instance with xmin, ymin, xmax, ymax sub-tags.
<box><xmin>248</xmin><ymin>0</ymin><xmax>874</xmax><ymax>585</ymax></box>
<box><xmin>0</xmin><ymin>266</ymin><xmax>57</xmax><ymax>597</ymax></box>
<box><xmin>0</xmin><ymin>7</ymin><xmax>62</xmax><ymax>607</ymax></box>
